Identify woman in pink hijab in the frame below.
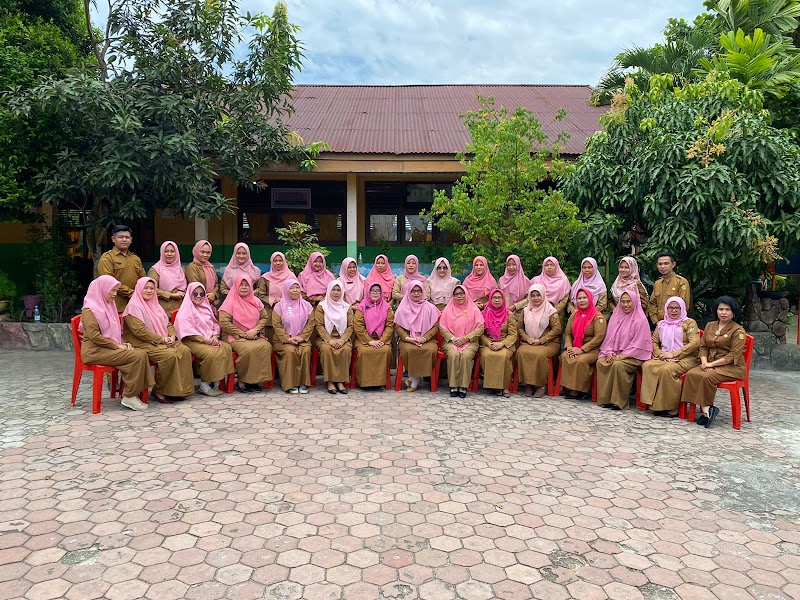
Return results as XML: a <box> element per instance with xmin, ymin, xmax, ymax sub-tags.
<box><xmin>186</xmin><ymin>240</ymin><xmax>220</xmax><ymax>306</ymax></box>
<box><xmin>338</xmin><ymin>257</ymin><xmax>366</xmax><ymax>306</ymax></box>
<box><xmin>640</xmin><ymin>296</ymin><xmax>701</xmax><ymax>416</ymax></box>
<box><xmin>122</xmin><ymin>277</ymin><xmax>195</xmax><ymax>402</ymax></box>
<box><xmin>394</xmin><ymin>281</ymin><xmax>440</xmax><ymax>391</ymax></box>
<box><xmin>80</xmin><ymin>275</ymin><xmax>153</xmax><ymax>410</ymax></box>
<box><xmin>428</xmin><ymin>257</ymin><xmax>460</xmax><ymax>311</ymax></box>
<box><xmin>462</xmin><ymin>256</ymin><xmax>497</xmax><ymax>310</ymax></box>
<box><xmin>529</xmin><ymin>256</ymin><xmax>571</xmax><ymax>315</ymax></box>
<box><xmin>220</xmin><ymin>242</ymin><xmax>261</xmax><ymax>296</ymax></box>
<box><xmin>257</xmin><ymin>251</ymin><xmax>296</xmax><ymax>311</ymax></box>
<box><xmin>516</xmin><ymin>283</ymin><xmax>563</xmax><ymax>398</ymax></box>
<box><xmin>272</xmin><ymin>278</ymin><xmax>314</xmax><ymax>394</ymax></box>
<box><xmin>365</xmin><ymin>254</ymin><xmax>395</xmax><ymax>303</ymax></box>
<box><xmin>219</xmin><ymin>274</ymin><xmax>273</xmax><ymax>393</ymax></box>
<box><xmin>391</xmin><ymin>255</ymin><xmax>429</xmax><ymax>304</ymax></box>
<box><xmin>298</xmin><ymin>251</ymin><xmax>335</xmax><ymax>306</ymax></box>
<box><xmin>479</xmin><ymin>289</ymin><xmax>518</xmax><ymax>397</ymax></box>
<box><xmin>568</xmin><ymin>257</ymin><xmax>608</xmax><ymax>315</ymax></box>
<box><xmin>148</xmin><ymin>241</ymin><xmax>187</xmax><ymax>313</ymax></box>
<box><xmin>439</xmin><ymin>284</ymin><xmax>484</xmax><ymax>397</ymax></box>
<box><xmin>596</xmin><ymin>289</ymin><xmax>652</xmax><ymax>410</ymax></box>
<box><xmin>499</xmin><ymin>255</ymin><xmax>530</xmax><ymax>307</ymax></box>
<box><xmin>610</xmin><ymin>256</ymin><xmax>649</xmax><ymax>312</ymax></box>
<box><xmin>353</xmin><ymin>282</ymin><xmax>395</xmax><ymax>388</ymax></box>
<box><xmin>559</xmin><ymin>288</ymin><xmax>608</xmax><ymax>399</ymax></box>
<box><xmin>174</xmin><ymin>282</ymin><xmax>234</xmax><ymax>397</ymax></box>
<box><xmin>314</xmin><ymin>280</ymin><xmax>353</xmax><ymax>394</ymax></box>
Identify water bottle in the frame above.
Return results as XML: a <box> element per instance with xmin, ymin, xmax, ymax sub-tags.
<box><xmin>34</xmin><ymin>305</ymin><xmax>41</xmax><ymax>323</ymax></box>
<box><xmin>358</xmin><ymin>253</ymin><xmax>363</xmax><ymax>264</ymax></box>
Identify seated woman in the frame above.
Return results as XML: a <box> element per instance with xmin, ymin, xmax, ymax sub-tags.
<box><xmin>527</xmin><ymin>256</ymin><xmax>571</xmax><ymax>317</ymax></box>
<box><xmin>353</xmin><ymin>283</ymin><xmax>395</xmax><ymax>388</ymax></box>
<box><xmin>220</xmin><ymin>242</ymin><xmax>261</xmax><ymax>297</ymax></box>
<box><xmin>80</xmin><ymin>276</ymin><xmax>154</xmax><ymax>411</ymax></box>
<box><xmin>272</xmin><ymin>279</ymin><xmax>314</xmax><ymax>394</ymax></box>
<box><xmin>338</xmin><ymin>257</ymin><xmax>366</xmax><ymax>307</ymax></box>
<box><xmin>122</xmin><ymin>277</ymin><xmax>195</xmax><ymax>403</ymax></box>
<box><xmin>596</xmin><ymin>290</ymin><xmax>652</xmax><ymax>410</ymax></box>
<box><xmin>298</xmin><ymin>251</ymin><xmax>335</xmax><ymax>307</ymax></box>
<box><xmin>219</xmin><ymin>274</ymin><xmax>273</xmax><ymax>393</ymax></box>
<box><xmin>463</xmin><ymin>256</ymin><xmax>497</xmax><ymax>310</ymax></box>
<box><xmin>680</xmin><ymin>296</ymin><xmax>746</xmax><ymax>428</ymax></box>
<box><xmin>315</xmin><ymin>281</ymin><xmax>353</xmax><ymax>394</ymax></box>
<box><xmin>641</xmin><ymin>297</ymin><xmax>700</xmax><ymax>417</ymax></box>
<box><xmin>148</xmin><ymin>240</ymin><xmax>187</xmax><ymax>313</ymax></box>
<box><xmin>499</xmin><ymin>254</ymin><xmax>530</xmax><ymax>308</ymax></box>
<box><xmin>480</xmin><ymin>288</ymin><xmax>518</xmax><ymax>397</ymax></box>
<box><xmin>394</xmin><ymin>281</ymin><xmax>440</xmax><ymax>392</ymax></box>
<box><xmin>516</xmin><ymin>284</ymin><xmax>562</xmax><ymax>398</ymax></box>
<box><xmin>560</xmin><ymin>289</ymin><xmax>607</xmax><ymax>399</ymax></box>
<box><xmin>186</xmin><ymin>240</ymin><xmax>221</xmax><ymax>306</ymax></box>
<box><xmin>365</xmin><ymin>254</ymin><xmax>395</xmax><ymax>303</ymax></box>
<box><xmin>439</xmin><ymin>285</ymin><xmax>483</xmax><ymax>398</ymax></box>
<box><xmin>609</xmin><ymin>257</ymin><xmax>649</xmax><ymax>312</ymax></box>
<box><xmin>391</xmin><ymin>255</ymin><xmax>430</xmax><ymax>305</ymax></box>
<box><xmin>428</xmin><ymin>257</ymin><xmax>460</xmax><ymax>311</ymax></box>
<box><xmin>173</xmin><ymin>282</ymin><xmax>235</xmax><ymax>397</ymax></box>
<box><xmin>256</xmin><ymin>251</ymin><xmax>296</xmax><ymax>337</ymax></box>
<box><xmin>567</xmin><ymin>257</ymin><xmax>607</xmax><ymax>315</ymax></box>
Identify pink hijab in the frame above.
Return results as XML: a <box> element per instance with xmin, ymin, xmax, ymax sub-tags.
<box><xmin>483</xmin><ymin>288</ymin><xmax>510</xmax><ymax>339</ymax></box>
<box><xmin>463</xmin><ymin>256</ymin><xmax>497</xmax><ymax>301</ymax></box>
<box><xmin>570</xmin><ymin>257</ymin><xmax>607</xmax><ymax>305</ymax></box>
<box><xmin>394</xmin><ymin>281</ymin><xmax>441</xmax><ymax>338</ymax></box>
<box><xmin>192</xmin><ymin>240</ymin><xmax>218</xmax><ymax>291</ymax></box>
<box><xmin>81</xmin><ymin>275</ymin><xmax>123</xmax><ymax>343</ymax></box>
<box><xmin>219</xmin><ymin>274</ymin><xmax>263</xmax><ymax>338</ymax></box>
<box><xmin>151</xmin><ymin>241</ymin><xmax>187</xmax><ymax>292</ymax></box>
<box><xmin>439</xmin><ymin>285</ymin><xmax>483</xmax><ymax>352</ymax></box>
<box><xmin>403</xmin><ymin>255</ymin><xmax>427</xmax><ymax>282</ymax></box>
<box><xmin>222</xmin><ymin>242</ymin><xmax>261</xmax><ymax>288</ymax></box>
<box><xmin>600</xmin><ymin>289</ymin><xmax>652</xmax><ymax>361</ymax></box>
<box><xmin>657</xmin><ymin>296</ymin><xmax>688</xmax><ymax>353</ymax></box>
<box><xmin>523</xmin><ymin>283</ymin><xmax>557</xmax><ymax>340</ymax></box>
<box><xmin>262</xmin><ymin>251</ymin><xmax>296</xmax><ymax>305</ymax></box>
<box><xmin>122</xmin><ymin>277</ymin><xmax>169</xmax><ymax>337</ymax></box>
<box><xmin>358</xmin><ymin>282</ymin><xmax>390</xmax><ymax>337</ymax></box>
<box><xmin>427</xmin><ymin>257</ymin><xmax>460</xmax><ymax>306</ymax></box>
<box><xmin>499</xmin><ymin>255</ymin><xmax>531</xmax><ymax>305</ymax></box>
<box><xmin>174</xmin><ymin>282</ymin><xmax>219</xmax><ymax>340</ymax></box>
<box><xmin>571</xmin><ymin>288</ymin><xmax>601</xmax><ymax>348</ymax></box>
<box><xmin>365</xmin><ymin>254</ymin><xmax>395</xmax><ymax>302</ymax></box>
<box><xmin>274</xmin><ymin>278</ymin><xmax>312</xmax><ymax>337</ymax></box>
<box><xmin>318</xmin><ymin>280</ymin><xmax>351</xmax><ymax>335</ymax></box>
<box><xmin>611</xmin><ymin>256</ymin><xmax>646</xmax><ymax>302</ymax></box>
<box><xmin>338</xmin><ymin>257</ymin><xmax>366</xmax><ymax>304</ymax></box>
<box><xmin>298</xmin><ymin>252</ymin><xmax>335</xmax><ymax>297</ymax></box>
<box><xmin>531</xmin><ymin>256</ymin><xmax>571</xmax><ymax>305</ymax></box>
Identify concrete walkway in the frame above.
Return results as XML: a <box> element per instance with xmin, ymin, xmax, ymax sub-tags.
<box><xmin>1</xmin><ymin>350</ymin><xmax>799</xmax><ymax>600</ymax></box>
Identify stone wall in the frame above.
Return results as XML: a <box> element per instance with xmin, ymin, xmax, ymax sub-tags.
<box><xmin>0</xmin><ymin>323</ymin><xmax>72</xmax><ymax>351</ymax></box>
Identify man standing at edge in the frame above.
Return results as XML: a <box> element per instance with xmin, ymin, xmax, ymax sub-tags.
<box><xmin>97</xmin><ymin>225</ymin><xmax>146</xmax><ymax>312</ymax></box>
<box><xmin>648</xmin><ymin>252</ymin><xmax>691</xmax><ymax>325</ymax></box>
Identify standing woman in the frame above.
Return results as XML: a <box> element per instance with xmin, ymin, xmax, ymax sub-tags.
<box><xmin>394</xmin><ymin>281</ymin><xmax>441</xmax><ymax>392</ymax></box>
<box><xmin>516</xmin><ymin>284</ymin><xmax>562</xmax><ymax>398</ymax></box>
<box><xmin>610</xmin><ymin>257</ymin><xmax>649</xmax><ymax>312</ymax></box>
<box><xmin>392</xmin><ymin>255</ymin><xmax>430</xmax><ymax>304</ymax></box>
<box><xmin>220</xmin><ymin>242</ymin><xmax>261</xmax><ymax>297</ymax></box>
<box><xmin>174</xmin><ymin>282</ymin><xmax>235</xmax><ymax>397</ymax></box>
<box><xmin>219</xmin><ymin>274</ymin><xmax>273</xmax><ymax>393</ymax></box>
<box><xmin>479</xmin><ymin>289</ymin><xmax>518</xmax><ymax>397</ymax></box>
<box><xmin>298</xmin><ymin>251</ymin><xmax>335</xmax><ymax>307</ymax></box>
<box><xmin>596</xmin><ymin>290</ymin><xmax>652</xmax><ymax>410</ymax></box>
<box><xmin>499</xmin><ymin>255</ymin><xmax>530</xmax><ymax>308</ymax></box>
<box><xmin>148</xmin><ymin>241</ymin><xmax>187</xmax><ymax>313</ymax></box>
<box><xmin>568</xmin><ymin>257</ymin><xmax>608</xmax><ymax>315</ymax></box>
<box><xmin>315</xmin><ymin>280</ymin><xmax>353</xmax><ymax>394</ymax></box>
<box><xmin>528</xmin><ymin>256</ymin><xmax>571</xmax><ymax>316</ymax></box>
<box><xmin>560</xmin><ymin>289</ymin><xmax>607</xmax><ymax>399</ymax></box>
<box><xmin>428</xmin><ymin>257</ymin><xmax>460</xmax><ymax>311</ymax></box>
<box><xmin>640</xmin><ymin>297</ymin><xmax>700</xmax><ymax>417</ymax></box>
<box><xmin>463</xmin><ymin>256</ymin><xmax>497</xmax><ymax>310</ymax></box>
<box><xmin>256</xmin><ymin>251</ymin><xmax>296</xmax><ymax>328</ymax></box>
<box><xmin>353</xmin><ymin>283</ymin><xmax>395</xmax><ymax>388</ymax></box>
<box><xmin>122</xmin><ymin>277</ymin><xmax>195</xmax><ymax>402</ymax></box>
<box><xmin>439</xmin><ymin>285</ymin><xmax>483</xmax><ymax>398</ymax></box>
<box><xmin>272</xmin><ymin>279</ymin><xmax>314</xmax><ymax>394</ymax></box>
<box><xmin>365</xmin><ymin>254</ymin><xmax>395</xmax><ymax>303</ymax></box>
<box><xmin>680</xmin><ymin>296</ymin><xmax>746</xmax><ymax>428</ymax></box>
<box><xmin>79</xmin><ymin>276</ymin><xmax>153</xmax><ymax>411</ymax></box>
<box><xmin>338</xmin><ymin>257</ymin><xmax>366</xmax><ymax>307</ymax></box>
<box><xmin>186</xmin><ymin>240</ymin><xmax>221</xmax><ymax>306</ymax></box>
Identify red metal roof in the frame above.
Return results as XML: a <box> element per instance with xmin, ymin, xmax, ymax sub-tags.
<box><xmin>285</xmin><ymin>85</ymin><xmax>606</xmax><ymax>156</ymax></box>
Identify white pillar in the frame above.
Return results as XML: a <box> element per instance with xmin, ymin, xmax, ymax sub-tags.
<box><xmin>346</xmin><ymin>173</ymin><xmax>357</xmax><ymax>258</ymax></box>
<box><xmin>195</xmin><ymin>217</ymin><xmax>208</xmax><ymax>241</ymax></box>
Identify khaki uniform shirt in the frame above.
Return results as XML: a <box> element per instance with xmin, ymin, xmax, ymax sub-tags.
<box><xmin>648</xmin><ymin>273</ymin><xmax>691</xmax><ymax>324</ymax></box>
<box><xmin>97</xmin><ymin>249</ymin><xmax>146</xmax><ymax>312</ymax></box>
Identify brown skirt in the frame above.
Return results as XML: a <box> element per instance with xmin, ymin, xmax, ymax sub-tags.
<box><xmin>354</xmin><ymin>342</ymin><xmax>393</xmax><ymax>387</ymax></box>
<box><xmin>680</xmin><ymin>364</ymin><xmax>745</xmax><ymax>407</ymax></box>
<box><xmin>517</xmin><ymin>342</ymin><xmax>560</xmax><ymax>388</ymax></box>
<box><xmin>183</xmin><ymin>340</ymin><xmax>235</xmax><ymax>383</ymax></box>
<box><xmin>274</xmin><ymin>341</ymin><xmax>312</xmax><ymax>391</ymax></box>
<box><xmin>640</xmin><ymin>357</ymin><xmax>698</xmax><ymax>411</ymax></box>
<box><xmin>559</xmin><ymin>349</ymin><xmax>599</xmax><ymax>393</ymax></box>
<box><xmin>316</xmin><ymin>339</ymin><xmax>352</xmax><ymax>384</ymax></box>
<box><xmin>81</xmin><ymin>343</ymin><xmax>154</xmax><ymax>398</ymax></box>
<box><xmin>596</xmin><ymin>357</ymin><xmax>643</xmax><ymax>409</ymax></box>
<box><xmin>480</xmin><ymin>346</ymin><xmax>514</xmax><ymax>390</ymax></box>
<box><xmin>230</xmin><ymin>338</ymin><xmax>273</xmax><ymax>384</ymax></box>
<box><xmin>131</xmin><ymin>341</ymin><xmax>195</xmax><ymax>397</ymax></box>
<box><xmin>398</xmin><ymin>340</ymin><xmax>438</xmax><ymax>378</ymax></box>
<box><xmin>443</xmin><ymin>342</ymin><xmax>478</xmax><ymax>389</ymax></box>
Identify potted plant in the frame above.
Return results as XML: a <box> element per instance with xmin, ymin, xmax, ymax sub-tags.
<box><xmin>759</xmin><ymin>272</ymin><xmax>789</xmax><ymax>300</ymax></box>
<box><xmin>0</xmin><ymin>270</ymin><xmax>17</xmax><ymax>318</ymax></box>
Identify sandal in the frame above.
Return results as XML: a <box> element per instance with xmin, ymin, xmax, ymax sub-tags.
<box><xmin>502</xmin><ymin>390</ymin><xmax>511</xmax><ymax>398</ymax></box>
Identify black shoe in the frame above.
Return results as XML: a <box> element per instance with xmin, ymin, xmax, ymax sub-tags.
<box><xmin>652</xmin><ymin>410</ymin><xmax>665</xmax><ymax>416</ymax></box>
<box><xmin>599</xmin><ymin>404</ymin><xmax>612</xmax><ymax>408</ymax></box>
<box><xmin>610</xmin><ymin>405</ymin><xmax>621</xmax><ymax>411</ymax></box>
<box><xmin>705</xmin><ymin>406</ymin><xmax>720</xmax><ymax>428</ymax></box>
<box><xmin>697</xmin><ymin>415</ymin><xmax>708</xmax><ymax>425</ymax></box>
<box><xmin>561</xmin><ymin>388</ymin><xmax>571</xmax><ymax>398</ymax></box>
<box><xmin>327</xmin><ymin>387</ymin><xmax>337</xmax><ymax>395</ymax></box>
<box><xmin>661</xmin><ymin>411</ymin><xmax>679</xmax><ymax>418</ymax></box>
<box><xmin>450</xmin><ymin>389</ymin><xmax>458</xmax><ymax>397</ymax></box>
<box><xmin>576</xmin><ymin>392</ymin><xmax>590</xmax><ymax>400</ymax></box>
<box><xmin>247</xmin><ymin>383</ymin><xmax>262</xmax><ymax>392</ymax></box>
<box><xmin>235</xmin><ymin>383</ymin><xmax>250</xmax><ymax>394</ymax></box>
<box><xmin>459</xmin><ymin>391</ymin><xmax>467</xmax><ymax>398</ymax></box>
<box><xmin>337</xmin><ymin>387</ymin><xmax>348</xmax><ymax>394</ymax></box>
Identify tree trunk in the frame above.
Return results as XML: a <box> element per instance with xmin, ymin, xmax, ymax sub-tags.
<box><xmin>89</xmin><ymin>195</ymin><xmax>107</xmax><ymax>278</ymax></box>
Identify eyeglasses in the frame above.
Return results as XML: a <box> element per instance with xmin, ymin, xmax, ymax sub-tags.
<box><xmin>667</xmin><ymin>306</ymin><xmax>681</xmax><ymax>311</ymax></box>
<box><xmin>192</xmin><ymin>291</ymin><xmax>206</xmax><ymax>298</ymax></box>
<box><xmin>453</xmin><ymin>291</ymin><xmax>466</xmax><ymax>297</ymax></box>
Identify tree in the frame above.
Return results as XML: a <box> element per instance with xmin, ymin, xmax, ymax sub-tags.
<box><xmin>561</xmin><ymin>73</ymin><xmax>800</xmax><ymax>293</ymax></box>
<box><xmin>9</xmin><ymin>0</ymin><xmax>325</xmax><ymax>265</ymax></box>
<box><xmin>426</xmin><ymin>96</ymin><xmax>585</xmax><ymax>276</ymax></box>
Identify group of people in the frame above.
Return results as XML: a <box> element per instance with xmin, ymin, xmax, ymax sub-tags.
<box><xmin>80</xmin><ymin>225</ymin><xmax>747</xmax><ymax>429</ymax></box>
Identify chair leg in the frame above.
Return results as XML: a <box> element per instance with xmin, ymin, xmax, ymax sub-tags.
<box><xmin>678</xmin><ymin>402</ymin><xmax>687</xmax><ymax>420</ymax></box>
<box><xmin>469</xmin><ymin>355</ymin><xmax>481</xmax><ymax>392</ymax></box>
<box><xmin>140</xmin><ymin>387</ymin><xmax>148</xmax><ymax>404</ymax></box>
<box><xmin>730</xmin><ymin>389</ymin><xmax>742</xmax><ymax>430</ymax></box>
<box><xmin>635</xmin><ymin>370</ymin><xmax>646</xmax><ymax>410</ymax></box>
<box><xmin>547</xmin><ymin>359</ymin><xmax>555</xmax><ymax>396</ymax></box>
<box><xmin>71</xmin><ymin>363</ymin><xmax>82</xmax><ymax>406</ymax></box>
<box><xmin>554</xmin><ymin>367</ymin><xmax>562</xmax><ymax>396</ymax></box>
<box><xmin>91</xmin><ymin>371</ymin><xmax>104</xmax><ymax>414</ymax></box>
<box><xmin>385</xmin><ymin>367</ymin><xmax>391</xmax><ymax>390</ymax></box>
<box><xmin>348</xmin><ymin>351</ymin><xmax>358</xmax><ymax>389</ymax></box>
<box><xmin>510</xmin><ymin>364</ymin><xmax>519</xmax><ymax>394</ymax></box>
<box><xmin>110</xmin><ymin>371</ymin><xmax>118</xmax><ymax>399</ymax></box>
<box><xmin>591</xmin><ymin>370</ymin><xmax>597</xmax><ymax>403</ymax></box>
<box><xmin>688</xmin><ymin>403</ymin><xmax>696</xmax><ymax>423</ymax></box>
<box><xmin>431</xmin><ymin>352</ymin><xmax>444</xmax><ymax>393</ymax></box>
<box><xmin>394</xmin><ymin>357</ymin><xmax>405</xmax><ymax>391</ymax></box>
<box><xmin>744</xmin><ymin>385</ymin><xmax>751</xmax><ymax>423</ymax></box>
<box><xmin>310</xmin><ymin>349</ymin><xmax>319</xmax><ymax>388</ymax></box>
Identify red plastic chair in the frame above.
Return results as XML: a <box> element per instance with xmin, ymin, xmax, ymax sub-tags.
<box><xmin>310</xmin><ymin>347</ymin><xmax>319</xmax><ymax>388</ymax></box>
<box><xmin>170</xmin><ymin>310</ymin><xmax>233</xmax><ymax>394</ymax></box>
<box><xmin>70</xmin><ymin>315</ymin><xmax>148</xmax><ymax>414</ymax></box>
<box><xmin>349</xmin><ymin>349</ymin><xmax>392</xmax><ymax>389</ymax></box>
<box><xmin>395</xmin><ymin>336</ymin><xmax>445</xmax><ymax>392</ymax></box>
<box><xmin>510</xmin><ymin>358</ymin><xmax>555</xmax><ymax>395</ymax></box>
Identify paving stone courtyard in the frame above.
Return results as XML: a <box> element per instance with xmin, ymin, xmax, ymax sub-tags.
<box><xmin>1</xmin><ymin>350</ymin><xmax>799</xmax><ymax>600</ymax></box>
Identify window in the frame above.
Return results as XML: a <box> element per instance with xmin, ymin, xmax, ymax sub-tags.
<box><xmin>365</xmin><ymin>182</ymin><xmax>453</xmax><ymax>246</ymax></box>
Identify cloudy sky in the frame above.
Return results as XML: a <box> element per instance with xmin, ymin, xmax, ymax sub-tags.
<box><xmin>239</xmin><ymin>0</ymin><xmax>707</xmax><ymax>86</ymax></box>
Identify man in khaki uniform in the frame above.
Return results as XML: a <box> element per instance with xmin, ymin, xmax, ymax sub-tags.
<box><xmin>648</xmin><ymin>252</ymin><xmax>691</xmax><ymax>325</ymax></box>
<box><xmin>97</xmin><ymin>225</ymin><xmax>146</xmax><ymax>312</ymax></box>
